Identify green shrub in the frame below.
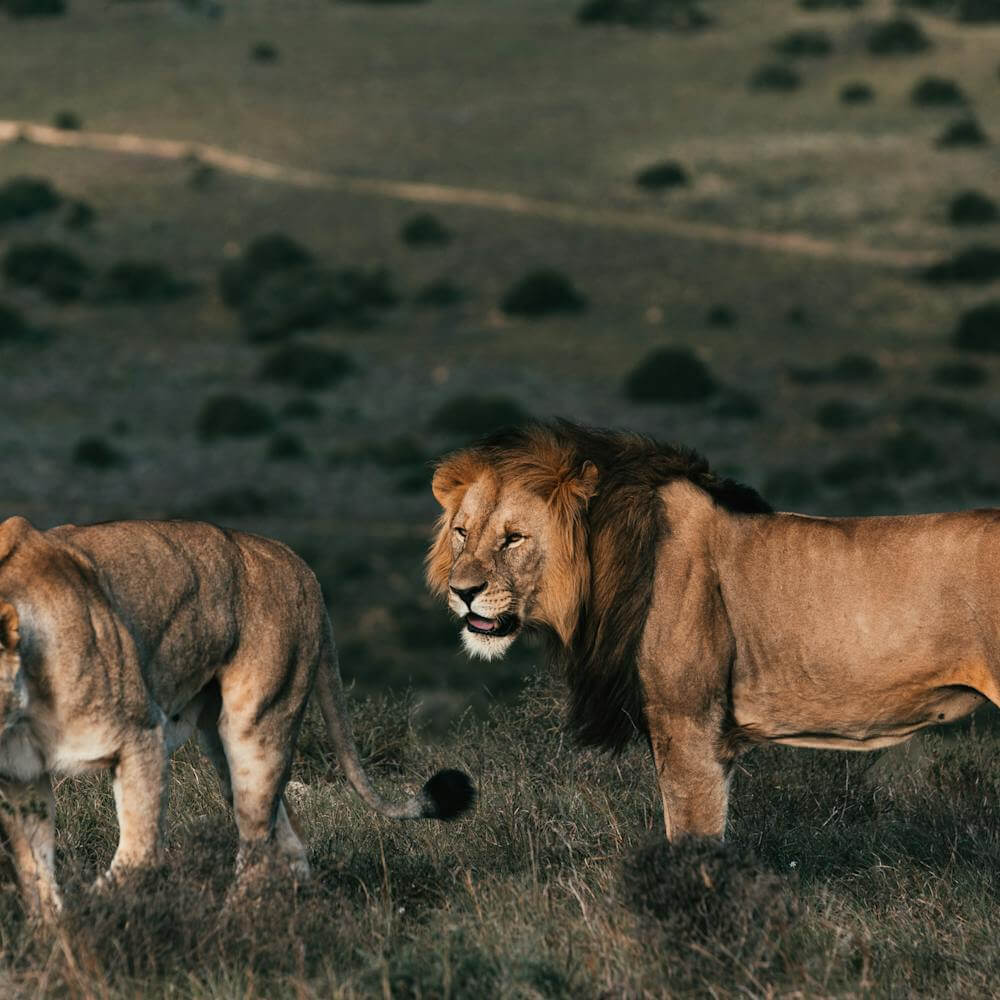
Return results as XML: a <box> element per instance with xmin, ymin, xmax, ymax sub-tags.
<box><xmin>832</xmin><ymin>353</ymin><xmax>884</xmax><ymax>382</ymax></box>
<box><xmin>415</xmin><ymin>277</ymin><xmax>464</xmax><ymax>307</ymax></box>
<box><xmin>3</xmin><ymin>242</ymin><xmax>90</xmax><ymax>302</ymax></box>
<box><xmin>429</xmin><ymin>394</ymin><xmax>530</xmax><ymax>437</ymax></box>
<box><xmin>936</xmin><ymin>117</ymin><xmax>988</xmax><ymax>148</ymax></box>
<box><xmin>705</xmin><ymin>304</ymin><xmax>736</xmax><ymax>326</ymax></box>
<box><xmin>196</xmin><ymin>394</ymin><xmax>276</xmax><ymax>440</ymax></box>
<box><xmin>841</xmin><ymin>81</ymin><xmax>875</xmax><ymax>104</ymax></box>
<box><xmin>821</xmin><ymin>454</ymin><xmax>881</xmax><ymax>487</ymax></box>
<box><xmin>931</xmin><ymin>360</ymin><xmax>988</xmax><ymax>387</ymax></box>
<box><xmin>748</xmin><ymin>63</ymin><xmax>802</xmax><ymax>92</ymax></box>
<box><xmin>634</xmin><ymin>161</ymin><xmax>689</xmax><ymax>191</ymax></box>
<box><xmin>959</xmin><ymin>0</ymin><xmax>1000</xmax><ymax>21</ymax></box>
<box><xmin>72</xmin><ymin>436</ymin><xmax>127</xmax><ymax>469</ymax></box>
<box><xmin>257</xmin><ymin>344</ymin><xmax>356</xmax><ymax>390</ymax></box>
<box><xmin>0</xmin><ymin>176</ymin><xmax>61</xmax><ymax>224</ymax></box>
<box><xmin>922</xmin><ymin>245</ymin><xmax>1000</xmax><ymax>283</ymax></box>
<box><xmin>267</xmin><ymin>432</ymin><xmax>307</xmax><ymax>460</ymax></box>
<box><xmin>952</xmin><ymin>301</ymin><xmax>1000</xmax><ymax>351</ymax></box>
<box><xmin>911</xmin><ymin>76</ymin><xmax>966</xmax><ymax>106</ymax></box>
<box><xmin>576</xmin><ymin>0</ymin><xmax>712</xmax><ymax>30</ymax></box>
<box><xmin>401</xmin><ymin>213</ymin><xmax>452</xmax><ymax>247</ymax></box>
<box><xmin>99</xmin><ymin>260</ymin><xmax>190</xmax><ymax>302</ymax></box>
<box><xmin>53</xmin><ymin>110</ymin><xmax>82</xmax><ymax>130</ymax></box>
<box><xmin>773</xmin><ymin>29</ymin><xmax>833</xmax><ymax>57</ymax></box>
<box><xmin>0</xmin><ymin>302</ymin><xmax>37</xmax><ymax>341</ymax></box>
<box><xmin>250</xmin><ymin>41</ymin><xmax>278</xmax><ymax>62</ymax></box>
<box><xmin>218</xmin><ymin>233</ymin><xmax>313</xmax><ymax>308</ymax></box>
<box><xmin>866</xmin><ymin>17</ymin><xmax>931</xmax><ymax>54</ymax></box>
<box><xmin>815</xmin><ymin>399</ymin><xmax>869</xmax><ymax>431</ymax></box>
<box><xmin>949</xmin><ymin>190</ymin><xmax>999</xmax><ymax>225</ymax></box>
<box><xmin>64</xmin><ymin>200</ymin><xmax>96</xmax><ymax>230</ymax></box>
<box><xmin>880</xmin><ymin>429</ymin><xmax>940</xmax><ymax>477</ymax></box>
<box><xmin>624</xmin><ymin>347</ymin><xmax>718</xmax><ymax>403</ymax></box>
<box><xmin>798</xmin><ymin>0</ymin><xmax>862</xmax><ymax>7</ymax></box>
<box><xmin>2</xmin><ymin>0</ymin><xmax>65</xmax><ymax>16</ymax></box>
<box><xmin>500</xmin><ymin>269</ymin><xmax>586</xmax><ymax>317</ymax></box>
<box><xmin>281</xmin><ymin>397</ymin><xmax>323</xmax><ymax>421</ymax></box>
<box><xmin>713</xmin><ymin>389</ymin><xmax>761</xmax><ymax>420</ymax></box>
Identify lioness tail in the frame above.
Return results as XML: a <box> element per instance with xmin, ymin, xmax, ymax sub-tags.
<box><xmin>313</xmin><ymin>638</ymin><xmax>475</xmax><ymax>821</ymax></box>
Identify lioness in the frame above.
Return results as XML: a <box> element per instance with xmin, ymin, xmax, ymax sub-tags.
<box><xmin>427</xmin><ymin>420</ymin><xmax>999</xmax><ymax>840</ymax></box>
<box><xmin>0</xmin><ymin>516</ymin><xmax>473</xmax><ymax>919</ymax></box>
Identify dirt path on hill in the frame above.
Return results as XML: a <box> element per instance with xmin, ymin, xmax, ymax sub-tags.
<box><xmin>0</xmin><ymin>119</ymin><xmax>937</xmax><ymax>268</ymax></box>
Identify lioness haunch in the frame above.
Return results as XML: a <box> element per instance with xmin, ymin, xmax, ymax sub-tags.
<box><xmin>0</xmin><ymin>516</ymin><xmax>473</xmax><ymax>919</ymax></box>
<box><xmin>428</xmin><ymin>420</ymin><xmax>999</xmax><ymax>841</ymax></box>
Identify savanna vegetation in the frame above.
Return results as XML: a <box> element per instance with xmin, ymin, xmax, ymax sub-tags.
<box><xmin>0</xmin><ymin>0</ymin><xmax>999</xmax><ymax>994</ymax></box>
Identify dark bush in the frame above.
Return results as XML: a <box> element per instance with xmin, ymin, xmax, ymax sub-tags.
<box><xmin>959</xmin><ymin>0</ymin><xmax>1000</xmax><ymax>21</ymax></box>
<box><xmin>218</xmin><ymin>233</ymin><xmax>313</xmax><ymax>308</ymax></box>
<box><xmin>911</xmin><ymin>76</ymin><xmax>966</xmax><ymax>106</ymax></box>
<box><xmin>250</xmin><ymin>41</ymin><xmax>278</xmax><ymax>62</ymax></box>
<box><xmin>815</xmin><ymin>399</ymin><xmax>869</xmax><ymax>431</ymax></box>
<box><xmin>429</xmin><ymin>394</ymin><xmax>530</xmax><ymax>437</ymax></box>
<box><xmin>3</xmin><ymin>242</ymin><xmax>90</xmax><ymax>302</ymax></box>
<box><xmin>64</xmin><ymin>200</ymin><xmax>96</xmax><ymax>230</ymax></box>
<box><xmin>932</xmin><ymin>360</ymin><xmax>988</xmax><ymax>387</ymax></box>
<box><xmin>832</xmin><ymin>353</ymin><xmax>884</xmax><ymax>382</ymax></box>
<box><xmin>713</xmin><ymin>389</ymin><xmax>762</xmax><ymax>420</ymax></box>
<box><xmin>785</xmin><ymin>305</ymin><xmax>809</xmax><ymax>325</ymax></box>
<box><xmin>99</xmin><ymin>260</ymin><xmax>190</xmax><ymax>302</ymax></box>
<box><xmin>762</xmin><ymin>466</ymin><xmax>817</xmax><ymax>507</ymax></box>
<box><xmin>881</xmin><ymin>429</ymin><xmax>941</xmax><ymax>477</ymax></box>
<box><xmin>576</xmin><ymin>0</ymin><xmax>712</xmax><ymax>30</ymax></box>
<box><xmin>241</xmin><ymin>265</ymin><xmax>398</xmax><ymax>341</ymax></box>
<box><xmin>949</xmin><ymin>190</ymin><xmax>999</xmax><ymax>225</ymax></box>
<box><xmin>53</xmin><ymin>110</ymin><xmax>82</xmax><ymax>130</ymax></box>
<box><xmin>706</xmin><ymin>304</ymin><xmax>736</xmax><ymax>326</ymax></box>
<box><xmin>196</xmin><ymin>394</ymin><xmax>276</xmax><ymax>440</ymax></box>
<box><xmin>0</xmin><ymin>302</ymin><xmax>36</xmax><ymax>341</ymax></box>
<box><xmin>72</xmin><ymin>436</ymin><xmax>127</xmax><ymax>470</ymax></box>
<box><xmin>0</xmin><ymin>176</ymin><xmax>61</xmax><ymax>224</ymax></box>
<box><xmin>2</xmin><ymin>0</ymin><xmax>65</xmax><ymax>16</ymax></box>
<box><xmin>841</xmin><ymin>81</ymin><xmax>875</xmax><ymax>104</ymax></box>
<box><xmin>257</xmin><ymin>344</ymin><xmax>356</xmax><ymax>390</ymax></box>
<box><xmin>368</xmin><ymin>435</ymin><xmax>428</xmax><ymax>468</ymax></box>
<box><xmin>415</xmin><ymin>277</ymin><xmax>464</xmax><ymax>307</ymax></box>
<box><xmin>799</xmin><ymin>0</ymin><xmax>862</xmax><ymax>7</ymax></box>
<box><xmin>821</xmin><ymin>454</ymin><xmax>882</xmax><ymax>487</ymax></box>
<box><xmin>624</xmin><ymin>347</ymin><xmax>718</xmax><ymax>403</ymax></box>
<box><xmin>866</xmin><ymin>17</ymin><xmax>931</xmax><ymax>54</ymax></box>
<box><xmin>281</xmin><ymin>397</ymin><xmax>323</xmax><ymax>421</ymax></box>
<box><xmin>401</xmin><ymin>213</ymin><xmax>452</xmax><ymax>247</ymax></box>
<box><xmin>267</xmin><ymin>432</ymin><xmax>307</xmax><ymax>460</ymax></box>
<box><xmin>921</xmin><ymin>245</ymin><xmax>1000</xmax><ymax>283</ymax></box>
<box><xmin>749</xmin><ymin>63</ymin><xmax>802</xmax><ymax>92</ymax></box>
<box><xmin>773</xmin><ymin>29</ymin><xmax>833</xmax><ymax>57</ymax></box>
<box><xmin>952</xmin><ymin>301</ymin><xmax>1000</xmax><ymax>351</ymax></box>
<box><xmin>936</xmin><ymin>117</ymin><xmax>988</xmax><ymax>148</ymax></box>
<box><xmin>500</xmin><ymin>269</ymin><xmax>586</xmax><ymax>317</ymax></box>
<box><xmin>634</xmin><ymin>161</ymin><xmax>689</xmax><ymax>191</ymax></box>
<box><xmin>900</xmin><ymin>393</ymin><xmax>973</xmax><ymax>423</ymax></box>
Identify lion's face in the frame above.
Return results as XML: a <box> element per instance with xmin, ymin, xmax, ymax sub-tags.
<box><xmin>427</xmin><ymin>448</ymin><xmax>598</xmax><ymax>661</ymax></box>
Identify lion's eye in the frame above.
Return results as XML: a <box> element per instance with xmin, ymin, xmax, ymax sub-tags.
<box><xmin>453</xmin><ymin>526</ymin><xmax>467</xmax><ymax>539</ymax></box>
<box><xmin>503</xmin><ymin>532</ymin><xmax>525</xmax><ymax>549</ymax></box>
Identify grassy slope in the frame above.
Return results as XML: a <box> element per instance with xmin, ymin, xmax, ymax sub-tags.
<box><xmin>0</xmin><ymin>1</ymin><xmax>999</xmax><ymax>994</ymax></box>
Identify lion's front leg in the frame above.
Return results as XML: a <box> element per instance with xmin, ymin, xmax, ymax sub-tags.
<box><xmin>105</xmin><ymin>725</ymin><xmax>168</xmax><ymax>882</ymax></box>
<box><xmin>0</xmin><ymin>775</ymin><xmax>61</xmax><ymax>921</ymax></box>
<box><xmin>646</xmin><ymin>707</ymin><xmax>731</xmax><ymax>841</ymax></box>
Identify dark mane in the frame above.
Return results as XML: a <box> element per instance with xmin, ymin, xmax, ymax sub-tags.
<box><xmin>478</xmin><ymin>420</ymin><xmax>772</xmax><ymax>752</ymax></box>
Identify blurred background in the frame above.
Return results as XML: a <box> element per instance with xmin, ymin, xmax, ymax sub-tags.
<box><xmin>1</xmin><ymin>0</ymin><xmax>998</xmax><ymax>725</ymax></box>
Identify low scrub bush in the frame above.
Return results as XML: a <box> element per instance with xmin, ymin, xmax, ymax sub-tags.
<box><xmin>951</xmin><ymin>301</ymin><xmax>1000</xmax><ymax>351</ymax></box>
<box><xmin>1</xmin><ymin>0</ymin><xmax>65</xmax><ymax>16</ymax></box>
<box><xmin>250</xmin><ymin>41</ymin><xmax>278</xmax><ymax>62</ymax></box>
<box><xmin>500</xmin><ymin>269</ymin><xmax>586</xmax><ymax>317</ymax></box>
<box><xmin>196</xmin><ymin>394</ymin><xmax>276</xmax><ymax>440</ymax></box>
<box><xmin>576</xmin><ymin>0</ymin><xmax>712</xmax><ymax>30</ymax></box>
<box><xmin>921</xmin><ymin>245</ymin><xmax>1000</xmax><ymax>283</ymax></box>
<box><xmin>218</xmin><ymin>233</ymin><xmax>313</xmax><ymax>308</ymax></box>
<box><xmin>281</xmin><ymin>397</ymin><xmax>323</xmax><ymax>421</ymax></box>
<box><xmin>773</xmin><ymin>29</ymin><xmax>833</xmax><ymax>57</ymax></box>
<box><xmin>866</xmin><ymin>17</ymin><xmax>931</xmax><ymax>54</ymax></box>
<box><xmin>911</xmin><ymin>75</ymin><xmax>966</xmax><ymax>106</ymax></box>
<box><xmin>959</xmin><ymin>0</ymin><xmax>1000</xmax><ymax>21</ymax></box>
<box><xmin>257</xmin><ymin>344</ymin><xmax>356</xmax><ymax>390</ymax></box>
<box><xmin>799</xmin><ymin>0</ymin><xmax>862</xmax><ymax>7</ymax></box>
<box><xmin>400</xmin><ymin>212</ymin><xmax>452</xmax><ymax>247</ymax></box>
<box><xmin>3</xmin><ymin>242</ymin><xmax>90</xmax><ymax>302</ymax></box>
<box><xmin>749</xmin><ymin>63</ymin><xmax>802</xmax><ymax>92</ymax></box>
<box><xmin>72</xmin><ymin>436</ymin><xmax>128</xmax><ymax>470</ymax></box>
<box><xmin>880</xmin><ymin>428</ymin><xmax>941</xmax><ymax>477</ymax></box>
<box><xmin>624</xmin><ymin>347</ymin><xmax>718</xmax><ymax>403</ymax></box>
<box><xmin>762</xmin><ymin>466</ymin><xmax>818</xmax><ymax>507</ymax></box>
<box><xmin>931</xmin><ymin>360</ymin><xmax>988</xmax><ymax>387</ymax></box>
<box><xmin>789</xmin><ymin>353</ymin><xmax>883</xmax><ymax>385</ymax></box>
<box><xmin>713</xmin><ymin>389</ymin><xmax>761</xmax><ymax>420</ymax></box>
<box><xmin>0</xmin><ymin>301</ymin><xmax>40</xmax><ymax>341</ymax></box>
<box><xmin>841</xmin><ymin>81</ymin><xmax>875</xmax><ymax>104</ymax></box>
<box><xmin>936</xmin><ymin>117</ymin><xmax>988</xmax><ymax>148</ymax></box>
<box><xmin>815</xmin><ymin>399</ymin><xmax>869</xmax><ymax>431</ymax></box>
<box><xmin>429</xmin><ymin>394</ymin><xmax>530</xmax><ymax>437</ymax></box>
<box><xmin>98</xmin><ymin>260</ymin><xmax>190</xmax><ymax>302</ymax></box>
<box><xmin>634</xmin><ymin>161</ymin><xmax>689</xmax><ymax>191</ymax></box>
<box><xmin>821</xmin><ymin>453</ymin><xmax>882</xmax><ymax>488</ymax></box>
<box><xmin>267</xmin><ymin>431</ymin><xmax>307</xmax><ymax>460</ymax></box>
<box><xmin>949</xmin><ymin>190</ymin><xmax>998</xmax><ymax>225</ymax></box>
<box><xmin>705</xmin><ymin>304</ymin><xmax>736</xmax><ymax>326</ymax></box>
<box><xmin>415</xmin><ymin>277</ymin><xmax>464</xmax><ymax>307</ymax></box>
<box><xmin>64</xmin><ymin>199</ymin><xmax>96</xmax><ymax>230</ymax></box>
<box><xmin>0</xmin><ymin>176</ymin><xmax>61</xmax><ymax>224</ymax></box>
<box><xmin>53</xmin><ymin>110</ymin><xmax>82</xmax><ymax>130</ymax></box>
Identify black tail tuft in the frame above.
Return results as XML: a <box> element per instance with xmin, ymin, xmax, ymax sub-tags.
<box><xmin>422</xmin><ymin>769</ymin><xmax>476</xmax><ymax>820</ymax></box>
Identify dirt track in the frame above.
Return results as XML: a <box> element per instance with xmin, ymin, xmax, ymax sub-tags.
<box><xmin>0</xmin><ymin>119</ymin><xmax>942</xmax><ymax>269</ymax></box>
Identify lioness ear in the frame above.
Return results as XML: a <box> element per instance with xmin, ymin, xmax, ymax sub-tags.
<box><xmin>0</xmin><ymin>602</ymin><xmax>20</xmax><ymax>652</ymax></box>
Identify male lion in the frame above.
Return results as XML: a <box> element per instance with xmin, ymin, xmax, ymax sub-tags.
<box><xmin>0</xmin><ymin>516</ymin><xmax>473</xmax><ymax>919</ymax></box>
<box><xmin>427</xmin><ymin>420</ymin><xmax>999</xmax><ymax>841</ymax></box>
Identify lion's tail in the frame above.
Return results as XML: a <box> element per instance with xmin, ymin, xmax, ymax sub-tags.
<box><xmin>313</xmin><ymin>636</ymin><xmax>475</xmax><ymax>821</ymax></box>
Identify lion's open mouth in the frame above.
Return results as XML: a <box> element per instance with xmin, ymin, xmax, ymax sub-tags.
<box><xmin>464</xmin><ymin>613</ymin><xmax>520</xmax><ymax>638</ymax></box>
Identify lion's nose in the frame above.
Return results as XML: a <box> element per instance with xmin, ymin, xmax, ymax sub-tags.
<box><xmin>450</xmin><ymin>583</ymin><xmax>486</xmax><ymax>609</ymax></box>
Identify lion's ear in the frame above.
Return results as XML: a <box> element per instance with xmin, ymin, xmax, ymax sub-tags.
<box><xmin>431</xmin><ymin>451</ymin><xmax>485</xmax><ymax>508</ymax></box>
<box><xmin>0</xmin><ymin>602</ymin><xmax>20</xmax><ymax>652</ymax></box>
<box><xmin>559</xmin><ymin>460</ymin><xmax>599</xmax><ymax>507</ymax></box>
